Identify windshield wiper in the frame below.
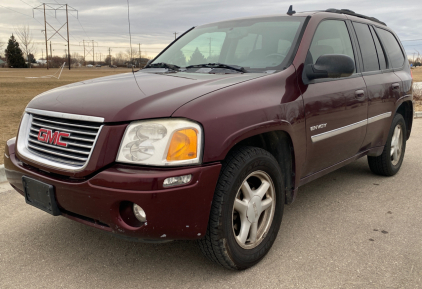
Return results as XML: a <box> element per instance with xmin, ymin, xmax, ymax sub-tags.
<box><xmin>185</xmin><ymin>63</ymin><xmax>247</xmax><ymax>73</ymax></box>
<box><xmin>145</xmin><ymin>62</ymin><xmax>180</xmax><ymax>71</ymax></box>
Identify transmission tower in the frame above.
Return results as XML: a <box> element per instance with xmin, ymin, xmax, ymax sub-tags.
<box><xmin>33</xmin><ymin>3</ymin><xmax>78</xmax><ymax>70</ymax></box>
<box><xmin>79</xmin><ymin>40</ymin><xmax>98</xmax><ymax>66</ymax></box>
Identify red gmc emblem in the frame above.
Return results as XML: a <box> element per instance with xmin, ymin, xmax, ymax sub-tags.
<box><xmin>37</xmin><ymin>128</ymin><xmax>70</xmax><ymax>147</ymax></box>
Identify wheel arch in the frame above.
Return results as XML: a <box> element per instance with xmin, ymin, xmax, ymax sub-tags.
<box><xmin>395</xmin><ymin>100</ymin><xmax>413</xmax><ymax>140</ymax></box>
<box><xmin>225</xmin><ymin>130</ymin><xmax>296</xmax><ymax>205</ymax></box>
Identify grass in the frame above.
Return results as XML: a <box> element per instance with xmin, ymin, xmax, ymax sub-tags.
<box><xmin>0</xmin><ymin>67</ymin><xmax>133</xmax><ymax>164</ymax></box>
<box><xmin>411</xmin><ymin>66</ymin><xmax>422</xmax><ymax>82</ymax></box>
<box><xmin>412</xmin><ymin>67</ymin><xmax>422</xmax><ymax>111</ymax></box>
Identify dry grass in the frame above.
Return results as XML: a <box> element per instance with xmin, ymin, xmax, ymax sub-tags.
<box><xmin>0</xmin><ymin>67</ymin><xmax>132</xmax><ymax>164</ymax></box>
<box><xmin>412</xmin><ymin>66</ymin><xmax>422</xmax><ymax>82</ymax></box>
<box><xmin>413</xmin><ymin>67</ymin><xmax>422</xmax><ymax>111</ymax></box>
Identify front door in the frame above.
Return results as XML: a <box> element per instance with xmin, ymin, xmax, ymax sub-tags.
<box><xmin>301</xmin><ymin>19</ymin><xmax>368</xmax><ymax>176</ymax></box>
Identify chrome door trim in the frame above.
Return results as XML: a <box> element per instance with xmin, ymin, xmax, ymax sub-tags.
<box><xmin>367</xmin><ymin>112</ymin><xmax>392</xmax><ymax>124</ymax></box>
<box><xmin>311</xmin><ymin>120</ymin><xmax>367</xmax><ymax>143</ymax></box>
<box><xmin>25</xmin><ymin>108</ymin><xmax>105</xmax><ymax>123</ymax></box>
<box><xmin>311</xmin><ymin>112</ymin><xmax>392</xmax><ymax>143</ymax></box>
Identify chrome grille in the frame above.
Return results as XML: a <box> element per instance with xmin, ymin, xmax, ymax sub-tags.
<box><xmin>26</xmin><ymin>113</ymin><xmax>102</xmax><ymax>168</ymax></box>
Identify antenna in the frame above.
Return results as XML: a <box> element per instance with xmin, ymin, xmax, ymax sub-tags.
<box><xmin>126</xmin><ymin>0</ymin><xmax>145</xmax><ymax>95</ymax></box>
<box><xmin>287</xmin><ymin>5</ymin><xmax>296</xmax><ymax>15</ymax></box>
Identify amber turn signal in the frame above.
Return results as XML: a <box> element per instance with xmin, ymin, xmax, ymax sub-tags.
<box><xmin>167</xmin><ymin>129</ymin><xmax>198</xmax><ymax>161</ymax></box>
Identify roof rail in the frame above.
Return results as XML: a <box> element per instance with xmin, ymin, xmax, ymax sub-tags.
<box><xmin>325</xmin><ymin>8</ymin><xmax>387</xmax><ymax>26</ymax></box>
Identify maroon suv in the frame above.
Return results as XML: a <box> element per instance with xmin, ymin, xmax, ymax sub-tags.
<box><xmin>4</xmin><ymin>8</ymin><xmax>413</xmax><ymax>270</ymax></box>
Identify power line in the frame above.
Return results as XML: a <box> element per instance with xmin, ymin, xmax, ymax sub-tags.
<box><xmin>0</xmin><ymin>4</ymin><xmax>43</xmax><ymax>25</ymax></box>
<box><xmin>68</xmin><ymin>11</ymin><xmax>91</xmax><ymax>41</ymax></box>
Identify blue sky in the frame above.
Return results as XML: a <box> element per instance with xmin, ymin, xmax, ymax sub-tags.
<box><xmin>1</xmin><ymin>0</ymin><xmax>421</xmax><ymax>60</ymax></box>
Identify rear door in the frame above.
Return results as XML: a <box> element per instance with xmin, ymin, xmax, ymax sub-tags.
<box><xmin>301</xmin><ymin>19</ymin><xmax>368</xmax><ymax>176</ymax></box>
<box><xmin>351</xmin><ymin>23</ymin><xmax>403</xmax><ymax>149</ymax></box>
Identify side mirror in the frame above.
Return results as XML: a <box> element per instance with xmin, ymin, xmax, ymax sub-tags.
<box><xmin>305</xmin><ymin>54</ymin><xmax>355</xmax><ymax>81</ymax></box>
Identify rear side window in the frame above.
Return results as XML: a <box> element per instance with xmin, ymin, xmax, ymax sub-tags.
<box><xmin>309</xmin><ymin>20</ymin><xmax>355</xmax><ymax>67</ymax></box>
<box><xmin>353</xmin><ymin>22</ymin><xmax>379</xmax><ymax>72</ymax></box>
<box><xmin>375</xmin><ymin>28</ymin><xmax>405</xmax><ymax>69</ymax></box>
<box><xmin>370</xmin><ymin>26</ymin><xmax>387</xmax><ymax>70</ymax></box>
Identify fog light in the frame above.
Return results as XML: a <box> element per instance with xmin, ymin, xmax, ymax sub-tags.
<box><xmin>163</xmin><ymin>174</ymin><xmax>192</xmax><ymax>187</ymax></box>
<box><xmin>133</xmin><ymin>204</ymin><xmax>147</xmax><ymax>222</ymax></box>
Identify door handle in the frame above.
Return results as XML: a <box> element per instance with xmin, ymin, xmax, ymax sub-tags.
<box><xmin>391</xmin><ymin>83</ymin><xmax>400</xmax><ymax>90</ymax></box>
<box><xmin>355</xmin><ymin>90</ymin><xmax>365</xmax><ymax>98</ymax></box>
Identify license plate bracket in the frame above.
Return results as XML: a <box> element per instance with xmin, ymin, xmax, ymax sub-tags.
<box><xmin>22</xmin><ymin>176</ymin><xmax>61</xmax><ymax>216</ymax></box>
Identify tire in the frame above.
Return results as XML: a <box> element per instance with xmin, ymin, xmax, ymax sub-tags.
<box><xmin>368</xmin><ymin>114</ymin><xmax>407</xmax><ymax>176</ymax></box>
<box><xmin>198</xmin><ymin>146</ymin><xmax>285</xmax><ymax>270</ymax></box>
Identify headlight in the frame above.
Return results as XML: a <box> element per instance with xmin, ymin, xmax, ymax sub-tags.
<box><xmin>116</xmin><ymin>119</ymin><xmax>202</xmax><ymax>166</ymax></box>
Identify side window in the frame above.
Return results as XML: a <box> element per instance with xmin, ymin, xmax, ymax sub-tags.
<box><xmin>370</xmin><ymin>26</ymin><xmax>387</xmax><ymax>70</ymax></box>
<box><xmin>375</xmin><ymin>28</ymin><xmax>405</xmax><ymax>69</ymax></box>
<box><xmin>309</xmin><ymin>20</ymin><xmax>355</xmax><ymax>68</ymax></box>
<box><xmin>353</xmin><ymin>22</ymin><xmax>379</xmax><ymax>72</ymax></box>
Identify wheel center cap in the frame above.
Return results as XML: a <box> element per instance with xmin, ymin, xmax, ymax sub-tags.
<box><xmin>246</xmin><ymin>196</ymin><xmax>262</xmax><ymax>223</ymax></box>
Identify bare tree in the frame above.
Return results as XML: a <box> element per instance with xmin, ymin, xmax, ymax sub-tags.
<box><xmin>0</xmin><ymin>40</ymin><xmax>4</xmax><ymax>57</ymax></box>
<box><xmin>14</xmin><ymin>25</ymin><xmax>37</xmax><ymax>68</ymax></box>
<box><xmin>125</xmin><ymin>48</ymin><xmax>138</xmax><ymax>64</ymax></box>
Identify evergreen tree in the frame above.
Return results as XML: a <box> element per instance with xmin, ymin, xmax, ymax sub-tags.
<box><xmin>188</xmin><ymin>48</ymin><xmax>206</xmax><ymax>66</ymax></box>
<box><xmin>5</xmin><ymin>35</ymin><xmax>26</xmax><ymax>68</ymax></box>
<box><xmin>173</xmin><ymin>49</ymin><xmax>187</xmax><ymax>67</ymax></box>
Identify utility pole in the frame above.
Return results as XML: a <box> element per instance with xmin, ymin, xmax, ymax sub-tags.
<box><xmin>43</xmin><ymin>4</ymin><xmax>49</xmax><ymax>69</ymax></box>
<box><xmin>82</xmin><ymin>40</ymin><xmax>86</xmax><ymax>65</ymax></box>
<box><xmin>66</xmin><ymin>4</ymin><xmax>70</xmax><ymax>70</ymax></box>
<box><xmin>208</xmin><ymin>37</ymin><xmax>212</xmax><ymax>58</ymax></box>
<box><xmin>34</xmin><ymin>3</ymin><xmax>78</xmax><ymax>70</ymax></box>
<box><xmin>138</xmin><ymin>43</ymin><xmax>142</xmax><ymax>68</ymax></box>
<box><xmin>92</xmin><ymin>40</ymin><xmax>95</xmax><ymax>64</ymax></box>
<box><xmin>173</xmin><ymin>32</ymin><xmax>178</xmax><ymax>40</ymax></box>
<box><xmin>50</xmin><ymin>41</ymin><xmax>52</xmax><ymax>59</ymax></box>
<box><xmin>108</xmin><ymin>47</ymin><xmax>112</xmax><ymax>65</ymax></box>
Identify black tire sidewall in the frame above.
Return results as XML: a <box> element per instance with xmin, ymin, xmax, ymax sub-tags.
<box><xmin>219</xmin><ymin>150</ymin><xmax>284</xmax><ymax>269</ymax></box>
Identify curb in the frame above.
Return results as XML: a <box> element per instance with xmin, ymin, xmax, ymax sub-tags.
<box><xmin>0</xmin><ymin>165</ymin><xmax>6</xmax><ymax>183</ymax></box>
<box><xmin>416</xmin><ymin>112</ymin><xmax>422</xmax><ymax>119</ymax></box>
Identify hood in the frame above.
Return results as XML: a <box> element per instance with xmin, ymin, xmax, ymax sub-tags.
<box><xmin>27</xmin><ymin>71</ymin><xmax>264</xmax><ymax>123</ymax></box>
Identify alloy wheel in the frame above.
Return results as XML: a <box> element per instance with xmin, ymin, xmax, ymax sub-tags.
<box><xmin>232</xmin><ymin>171</ymin><xmax>276</xmax><ymax>249</ymax></box>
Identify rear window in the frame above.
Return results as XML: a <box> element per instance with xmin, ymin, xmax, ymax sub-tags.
<box><xmin>375</xmin><ymin>28</ymin><xmax>405</xmax><ymax>69</ymax></box>
<box><xmin>353</xmin><ymin>22</ymin><xmax>379</xmax><ymax>72</ymax></box>
<box><xmin>370</xmin><ymin>26</ymin><xmax>387</xmax><ymax>70</ymax></box>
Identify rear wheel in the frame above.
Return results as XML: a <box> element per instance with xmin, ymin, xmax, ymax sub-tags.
<box><xmin>198</xmin><ymin>146</ymin><xmax>284</xmax><ymax>270</ymax></box>
<box><xmin>368</xmin><ymin>114</ymin><xmax>406</xmax><ymax>176</ymax></box>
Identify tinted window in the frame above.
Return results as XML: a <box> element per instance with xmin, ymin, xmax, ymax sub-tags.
<box><xmin>376</xmin><ymin>28</ymin><xmax>405</xmax><ymax>69</ymax></box>
<box><xmin>152</xmin><ymin>17</ymin><xmax>305</xmax><ymax>71</ymax></box>
<box><xmin>353</xmin><ymin>22</ymin><xmax>379</xmax><ymax>72</ymax></box>
<box><xmin>370</xmin><ymin>26</ymin><xmax>387</xmax><ymax>70</ymax></box>
<box><xmin>309</xmin><ymin>20</ymin><xmax>355</xmax><ymax>68</ymax></box>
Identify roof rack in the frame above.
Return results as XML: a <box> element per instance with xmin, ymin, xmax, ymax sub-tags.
<box><xmin>325</xmin><ymin>8</ymin><xmax>387</xmax><ymax>26</ymax></box>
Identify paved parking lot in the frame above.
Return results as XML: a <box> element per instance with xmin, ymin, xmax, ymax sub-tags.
<box><xmin>1</xmin><ymin>120</ymin><xmax>421</xmax><ymax>289</ymax></box>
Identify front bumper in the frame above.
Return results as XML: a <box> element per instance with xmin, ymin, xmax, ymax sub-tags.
<box><xmin>4</xmin><ymin>138</ymin><xmax>221</xmax><ymax>241</ymax></box>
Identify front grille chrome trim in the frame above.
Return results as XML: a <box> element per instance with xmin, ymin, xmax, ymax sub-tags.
<box><xmin>32</xmin><ymin>116</ymin><xmax>102</xmax><ymax>130</ymax></box>
<box><xmin>28</xmin><ymin>139</ymin><xmax>91</xmax><ymax>155</ymax></box>
<box><xmin>31</xmin><ymin>121</ymin><xmax>98</xmax><ymax>136</ymax></box>
<box><xmin>28</xmin><ymin>144</ymin><xmax>89</xmax><ymax>161</ymax></box>
<box><xmin>25</xmin><ymin>108</ymin><xmax>104</xmax><ymax>123</ymax></box>
<box><xmin>17</xmin><ymin>110</ymin><xmax>104</xmax><ymax>173</ymax></box>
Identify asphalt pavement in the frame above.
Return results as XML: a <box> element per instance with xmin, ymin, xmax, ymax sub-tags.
<box><xmin>1</xmin><ymin>120</ymin><xmax>421</xmax><ymax>289</ymax></box>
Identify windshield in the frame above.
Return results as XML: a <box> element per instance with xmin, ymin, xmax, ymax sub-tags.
<box><xmin>151</xmin><ymin>16</ymin><xmax>305</xmax><ymax>72</ymax></box>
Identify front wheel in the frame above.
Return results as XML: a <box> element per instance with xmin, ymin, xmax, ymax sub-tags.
<box><xmin>198</xmin><ymin>146</ymin><xmax>284</xmax><ymax>270</ymax></box>
<box><xmin>368</xmin><ymin>114</ymin><xmax>407</xmax><ymax>176</ymax></box>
